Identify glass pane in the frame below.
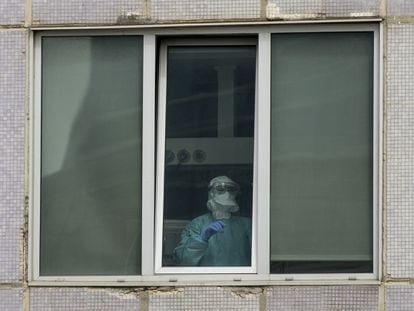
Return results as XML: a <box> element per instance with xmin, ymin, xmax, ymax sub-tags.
<box><xmin>162</xmin><ymin>45</ymin><xmax>256</xmax><ymax>267</ymax></box>
<box><xmin>40</xmin><ymin>36</ymin><xmax>143</xmax><ymax>275</ymax></box>
<box><xmin>270</xmin><ymin>33</ymin><xmax>373</xmax><ymax>273</ymax></box>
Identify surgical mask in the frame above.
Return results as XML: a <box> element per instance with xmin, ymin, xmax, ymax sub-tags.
<box><xmin>207</xmin><ymin>190</ymin><xmax>239</xmax><ymax>219</ymax></box>
<box><xmin>214</xmin><ymin>191</ymin><xmax>237</xmax><ymax>206</ymax></box>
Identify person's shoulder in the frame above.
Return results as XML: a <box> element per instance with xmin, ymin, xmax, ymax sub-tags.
<box><xmin>186</xmin><ymin>213</ymin><xmax>213</xmax><ymax>228</ymax></box>
<box><xmin>192</xmin><ymin>213</ymin><xmax>213</xmax><ymax>222</ymax></box>
<box><xmin>180</xmin><ymin>213</ymin><xmax>212</xmax><ymax>235</ymax></box>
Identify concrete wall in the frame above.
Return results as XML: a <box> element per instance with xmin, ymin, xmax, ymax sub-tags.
<box><xmin>0</xmin><ymin>0</ymin><xmax>413</xmax><ymax>310</ymax></box>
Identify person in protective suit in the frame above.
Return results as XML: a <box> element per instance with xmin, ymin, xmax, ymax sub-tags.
<box><xmin>174</xmin><ymin>176</ymin><xmax>252</xmax><ymax>266</ymax></box>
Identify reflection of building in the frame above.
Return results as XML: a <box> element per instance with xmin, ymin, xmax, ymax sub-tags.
<box><xmin>41</xmin><ymin>37</ymin><xmax>143</xmax><ymax>275</ymax></box>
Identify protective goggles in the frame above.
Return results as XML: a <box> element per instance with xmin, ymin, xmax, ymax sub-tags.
<box><xmin>209</xmin><ymin>183</ymin><xmax>240</xmax><ymax>194</ymax></box>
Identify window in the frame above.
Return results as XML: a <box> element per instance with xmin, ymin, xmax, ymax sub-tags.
<box><xmin>270</xmin><ymin>32</ymin><xmax>374</xmax><ymax>274</ymax></box>
<box><xmin>38</xmin><ymin>36</ymin><xmax>143</xmax><ymax>276</ymax></box>
<box><xmin>30</xmin><ymin>24</ymin><xmax>380</xmax><ymax>284</ymax></box>
<box><xmin>155</xmin><ymin>39</ymin><xmax>256</xmax><ymax>273</ymax></box>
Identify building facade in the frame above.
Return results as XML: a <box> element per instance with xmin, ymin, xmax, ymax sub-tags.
<box><xmin>1</xmin><ymin>0</ymin><xmax>414</xmax><ymax>310</ymax></box>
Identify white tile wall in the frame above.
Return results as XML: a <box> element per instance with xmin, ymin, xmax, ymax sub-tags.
<box><xmin>0</xmin><ymin>30</ymin><xmax>26</xmax><ymax>283</ymax></box>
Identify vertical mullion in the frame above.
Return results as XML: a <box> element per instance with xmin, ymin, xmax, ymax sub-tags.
<box><xmin>141</xmin><ymin>34</ymin><xmax>156</xmax><ymax>276</ymax></box>
<box><xmin>31</xmin><ymin>33</ymin><xmax>42</xmax><ymax>281</ymax></box>
<box><xmin>154</xmin><ymin>41</ymin><xmax>168</xmax><ymax>273</ymax></box>
<box><xmin>256</xmin><ymin>32</ymin><xmax>271</xmax><ymax>275</ymax></box>
<box><xmin>374</xmin><ymin>25</ymin><xmax>382</xmax><ymax>280</ymax></box>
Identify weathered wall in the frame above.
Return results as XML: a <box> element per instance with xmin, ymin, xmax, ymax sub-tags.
<box><xmin>384</xmin><ymin>1</ymin><xmax>414</xmax><ymax>309</ymax></box>
<box><xmin>1</xmin><ymin>0</ymin><xmax>413</xmax><ymax>310</ymax></box>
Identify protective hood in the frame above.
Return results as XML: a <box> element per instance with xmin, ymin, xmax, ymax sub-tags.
<box><xmin>207</xmin><ymin>176</ymin><xmax>240</xmax><ymax>219</ymax></box>
<box><xmin>207</xmin><ymin>199</ymin><xmax>239</xmax><ymax>219</ymax></box>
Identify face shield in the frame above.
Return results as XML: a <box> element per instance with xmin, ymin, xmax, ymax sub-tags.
<box><xmin>207</xmin><ymin>176</ymin><xmax>240</xmax><ymax>219</ymax></box>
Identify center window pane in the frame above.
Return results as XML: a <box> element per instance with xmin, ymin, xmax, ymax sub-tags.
<box><xmin>162</xmin><ymin>45</ymin><xmax>256</xmax><ymax>267</ymax></box>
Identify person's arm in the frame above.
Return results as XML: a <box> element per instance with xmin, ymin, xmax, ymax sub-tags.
<box><xmin>174</xmin><ymin>220</ymin><xmax>208</xmax><ymax>266</ymax></box>
<box><xmin>246</xmin><ymin>218</ymin><xmax>252</xmax><ymax>248</ymax></box>
<box><xmin>174</xmin><ymin>219</ymin><xmax>224</xmax><ymax>266</ymax></box>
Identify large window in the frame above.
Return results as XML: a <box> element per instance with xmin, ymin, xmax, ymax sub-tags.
<box><xmin>31</xmin><ymin>24</ymin><xmax>380</xmax><ymax>283</ymax></box>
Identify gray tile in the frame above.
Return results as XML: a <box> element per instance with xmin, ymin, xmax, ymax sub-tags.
<box><xmin>387</xmin><ymin>25</ymin><xmax>414</xmax><ymax>105</ymax></box>
<box><xmin>32</xmin><ymin>0</ymin><xmax>144</xmax><ymax>25</ymax></box>
<box><xmin>388</xmin><ymin>0</ymin><xmax>414</xmax><ymax>16</ymax></box>
<box><xmin>386</xmin><ymin>104</ymin><xmax>414</xmax><ymax>278</ymax></box>
<box><xmin>386</xmin><ymin>285</ymin><xmax>414</xmax><ymax>311</ymax></box>
<box><xmin>267</xmin><ymin>286</ymin><xmax>379</xmax><ymax>311</ymax></box>
<box><xmin>266</xmin><ymin>0</ymin><xmax>380</xmax><ymax>19</ymax></box>
<box><xmin>324</xmin><ymin>0</ymin><xmax>380</xmax><ymax>17</ymax></box>
<box><xmin>149</xmin><ymin>287</ymin><xmax>260</xmax><ymax>311</ymax></box>
<box><xmin>0</xmin><ymin>288</ymin><xmax>23</xmax><ymax>311</ymax></box>
<box><xmin>386</xmin><ymin>24</ymin><xmax>414</xmax><ymax>278</ymax></box>
<box><xmin>30</xmin><ymin>288</ymin><xmax>140</xmax><ymax>311</ymax></box>
<box><xmin>0</xmin><ymin>30</ymin><xmax>26</xmax><ymax>283</ymax></box>
<box><xmin>151</xmin><ymin>0</ymin><xmax>261</xmax><ymax>21</ymax></box>
<box><xmin>0</xmin><ymin>1</ymin><xmax>25</xmax><ymax>26</ymax></box>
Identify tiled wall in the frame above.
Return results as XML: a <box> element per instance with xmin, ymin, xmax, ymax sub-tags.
<box><xmin>151</xmin><ymin>0</ymin><xmax>261</xmax><ymax>21</ymax></box>
<box><xmin>0</xmin><ymin>1</ymin><xmax>25</xmax><ymax>25</ymax></box>
<box><xmin>149</xmin><ymin>287</ymin><xmax>260</xmax><ymax>311</ymax></box>
<box><xmin>0</xmin><ymin>30</ymin><xmax>26</xmax><ymax>284</ymax></box>
<box><xmin>386</xmin><ymin>285</ymin><xmax>414</xmax><ymax>311</ymax></box>
<box><xmin>386</xmin><ymin>24</ymin><xmax>414</xmax><ymax>279</ymax></box>
<box><xmin>30</xmin><ymin>0</ymin><xmax>384</xmax><ymax>24</ymax></box>
<box><xmin>388</xmin><ymin>0</ymin><xmax>414</xmax><ymax>16</ymax></box>
<box><xmin>0</xmin><ymin>288</ymin><xmax>24</xmax><ymax>311</ymax></box>
<box><xmin>266</xmin><ymin>0</ymin><xmax>380</xmax><ymax>18</ymax></box>
<box><xmin>1</xmin><ymin>0</ymin><xmax>414</xmax><ymax>310</ymax></box>
<box><xmin>30</xmin><ymin>288</ymin><xmax>140</xmax><ymax>311</ymax></box>
<box><xmin>32</xmin><ymin>0</ymin><xmax>144</xmax><ymax>25</ymax></box>
<box><xmin>267</xmin><ymin>286</ymin><xmax>379</xmax><ymax>311</ymax></box>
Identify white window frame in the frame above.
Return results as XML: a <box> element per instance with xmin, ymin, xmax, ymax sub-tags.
<box><xmin>155</xmin><ymin>37</ymin><xmax>258</xmax><ymax>274</ymax></box>
<box><xmin>29</xmin><ymin>22</ymin><xmax>382</xmax><ymax>286</ymax></box>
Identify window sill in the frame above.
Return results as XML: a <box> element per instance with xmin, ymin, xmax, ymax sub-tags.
<box><xmin>29</xmin><ymin>274</ymin><xmax>380</xmax><ymax>287</ymax></box>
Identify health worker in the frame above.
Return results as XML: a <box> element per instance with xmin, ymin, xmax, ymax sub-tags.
<box><xmin>174</xmin><ymin>176</ymin><xmax>252</xmax><ymax>266</ymax></box>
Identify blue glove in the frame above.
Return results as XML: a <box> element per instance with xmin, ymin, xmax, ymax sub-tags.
<box><xmin>200</xmin><ymin>220</ymin><xmax>225</xmax><ymax>242</ymax></box>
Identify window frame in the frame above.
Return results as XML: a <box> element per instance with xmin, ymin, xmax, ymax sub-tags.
<box><xmin>29</xmin><ymin>22</ymin><xmax>382</xmax><ymax>286</ymax></box>
<box><xmin>155</xmin><ymin>37</ymin><xmax>259</xmax><ymax>274</ymax></box>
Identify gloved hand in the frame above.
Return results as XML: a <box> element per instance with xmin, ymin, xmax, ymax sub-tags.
<box><xmin>200</xmin><ymin>220</ymin><xmax>225</xmax><ymax>242</ymax></box>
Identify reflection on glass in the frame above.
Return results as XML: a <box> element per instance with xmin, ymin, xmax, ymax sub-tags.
<box><xmin>40</xmin><ymin>36</ymin><xmax>143</xmax><ymax>275</ymax></box>
<box><xmin>270</xmin><ymin>33</ymin><xmax>373</xmax><ymax>273</ymax></box>
<box><xmin>162</xmin><ymin>45</ymin><xmax>256</xmax><ymax>267</ymax></box>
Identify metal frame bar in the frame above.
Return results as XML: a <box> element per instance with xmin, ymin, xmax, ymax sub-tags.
<box><xmin>256</xmin><ymin>32</ymin><xmax>271</xmax><ymax>276</ymax></box>
<box><xmin>29</xmin><ymin>22</ymin><xmax>381</xmax><ymax>285</ymax></box>
<box><xmin>141</xmin><ymin>34</ymin><xmax>157</xmax><ymax>276</ymax></box>
<box><xmin>30</xmin><ymin>32</ymin><xmax>42</xmax><ymax>281</ymax></box>
<box><xmin>29</xmin><ymin>18</ymin><xmax>383</xmax><ymax>31</ymax></box>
